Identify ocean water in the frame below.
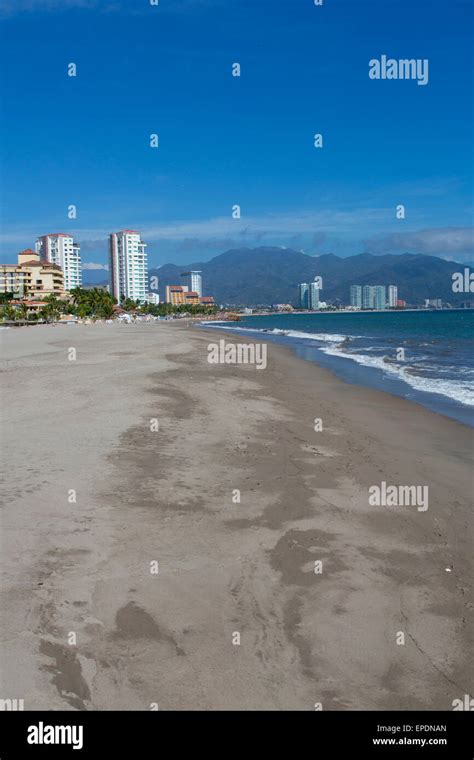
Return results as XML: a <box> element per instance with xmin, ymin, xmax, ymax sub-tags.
<box><xmin>202</xmin><ymin>310</ymin><xmax>474</xmax><ymax>426</ymax></box>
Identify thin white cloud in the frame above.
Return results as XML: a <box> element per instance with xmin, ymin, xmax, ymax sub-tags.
<box><xmin>138</xmin><ymin>208</ymin><xmax>391</xmax><ymax>241</ymax></box>
<box><xmin>363</xmin><ymin>227</ymin><xmax>474</xmax><ymax>256</ymax></box>
<box><xmin>0</xmin><ymin>208</ymin><xmax>388</xmax><ymax>245</ymax></box>
<box><xmin>2</xmin><ymin>212</ymin><xmax>471</xmax><ymax>264</ymax></box>
<box><xmin>82</xmin><ymin>262</ymin><xmax>108</xmax><ymax>270</ymax></box>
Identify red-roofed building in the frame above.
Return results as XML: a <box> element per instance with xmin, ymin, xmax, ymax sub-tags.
<box><xmin>0</xmin><ymin>251</ymin><xmax>66</xmax><ymax>299</ymax></box>
<box><xmin>184</xmin><ymin>290</ymin><xmax>200</xmax><ymax>305</ymax></box>
<box><xmin>165</xmin><ymin>285</ymin><xmax>186</xmax><ymax>305</ymax></box>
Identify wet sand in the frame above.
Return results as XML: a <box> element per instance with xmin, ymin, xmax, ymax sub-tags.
<box><xmin>0</xmin><ymin>321</ymin><xmax>472</xmax><ymax>710</ymax></box>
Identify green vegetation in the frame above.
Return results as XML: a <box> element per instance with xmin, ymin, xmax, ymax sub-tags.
<box><xmin>140</xmin><ymin>301</ymin><xmax>217</xmax><ymax>317</ymax></box>
<box><xmin>0</xmin><ymin>287</ymin><xmax>217</xmax><ymax>323</ymax></box>
<box><xmin>0</xmin><ymin>304</ymin><xmax>18</xmax><ymax>321</ymax></box>
<box><xmin>69</xmin><ymin>288</ymin><xmax>116</xmax><ymax>319</ymax></box>
<box><xmin>0</xmin><ymin>292</ymin><xmax>15</xmax><ymax>304</ymax></box>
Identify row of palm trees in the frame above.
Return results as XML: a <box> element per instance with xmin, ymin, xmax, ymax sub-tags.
<box><xmin>69</xmin><ymin>288</ymin><xmax>116</xmax><ymax>318</ymax></box>
<box><xmin>0</xmin><ymin>297</ymin><xmax>61</xmax><ymax>323</ymax></box>
<box><xmin>0</xmin><ymin>289</ymin><xmax>116</xmax><ymax>322</ymax></box>
<box><xmin>0</xmin><ymin>287</ymin><xmax>217</xmax><ymax>323</ymax></box>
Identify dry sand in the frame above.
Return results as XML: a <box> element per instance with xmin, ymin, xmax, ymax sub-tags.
<box><xmin>0</xmin><ymin>321</ymin><xmax>472</xmax><ymax>710</ymax></box>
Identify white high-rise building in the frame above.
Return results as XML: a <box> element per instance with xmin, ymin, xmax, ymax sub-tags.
<box><xmin>298</xmin><ymin>283</ymin><xmax>309</xmax><ymax>309</ymax></box>
<box><xmin>309</xmin><ymin>281</ymin><xmax>320</xmax><ymax>310</ymax></box>
<box><xmin>350</xmin><ymin>285</ymin><xmax>362</xmax><ymax>309</ymax></box>
<box><xmin>35</xmin><ymin>233</ymin><xmax>82</xmax><ymax>291</ymax></box>
<box><xmin>388</xmin><ymin>285</ymin><xmax>398</xmax><ymax>307</ymax></box>
<box><xmin>362</xmin><ymin>285</ymin><xmax>375</xmax><ymax>309</ymax></box>
<box><xmin>109</xmin><ymin>230</ymin><xmax>148</xmax><ymax>303</ymax></box>
<box><xmin>181</xmin><ymin>271</ymin><xmax>202</xmax><ymax>297</ymax></box>
<box><xmin>374</xmin><ymin>285</ymin><xmax>387</xmax><ymax>310</ymax></box>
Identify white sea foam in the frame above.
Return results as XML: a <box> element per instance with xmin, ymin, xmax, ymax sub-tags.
<box><xmin>204</xmin><ymin>322</ymin><xmax>474</xmax><ymax>408</ymax></box>
<box><xmin>202</xmin><ymin>323</ymin><xmax>348</xmax><ymax>343</ymax></box>
<box><xmin>281</xmin><ymin>329</ymin><xmax>348</xmax><ymax>342</ymax></box>
<box><xmin>320</xmin><ymin>344</ymin><xmax>474</xmax><ymax>407</ymax></box>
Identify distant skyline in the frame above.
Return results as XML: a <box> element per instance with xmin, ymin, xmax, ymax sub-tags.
<box><xmin>0</xmin><ymin>0</ymin><xmax>472</xmax><ymax>268</ymax></box>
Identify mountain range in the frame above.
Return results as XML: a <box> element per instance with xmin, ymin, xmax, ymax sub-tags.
<box><xmin>83</xmin><ymin>247</ymin><xmax>472</xmax><ymax>306</ymax></box>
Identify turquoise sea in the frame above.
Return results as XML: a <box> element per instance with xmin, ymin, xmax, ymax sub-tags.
<box><xmin>203</xmin><ymin>310</ymin><xmax>474</xmax><ymax>426</ymax></box>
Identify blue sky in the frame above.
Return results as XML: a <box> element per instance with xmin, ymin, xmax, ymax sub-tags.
<box><xmin>0</xmin><ymin>0</ymin><xmax>472</xmax><ymax>271</ymax></box>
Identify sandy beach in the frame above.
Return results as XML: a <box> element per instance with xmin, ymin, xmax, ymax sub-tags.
<box><xmin>0</xmin><ymin>321</ymin><xmax>472</xmax><ymax>711</ymax></box>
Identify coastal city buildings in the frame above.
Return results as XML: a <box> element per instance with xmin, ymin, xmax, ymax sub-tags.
<box><xmin>109</xmin><ymin>230</ymin><xmax>148</xmax><ymax>303</ymax></box>
<box><xmin>374</xmin><ymin>285</ymin><xmax>387</xmax><ymax>310</ymax></box>
<box><xmin>362</xmin><ymin>285</ymin><xmax>376</xmax><ymax>309</ymax></box>
<box><xmin>0</xmin><ymin>249</ymin><xmax>66</xmax><ymax>299</ymax></box>
<box><xmin>298</xmin><ymin>283</ymin><xmax>309</xmax><ymax>309</ymax></box>
<box><xmin>388</xmin><ymin>285</ymin><xmax>398</xmax><ymax>308</ymax></box>
<box><xmin>166</xmin><ymin>278</ymin><xmax>214</xmax><ymax>307</ymax></box>
<box><xmin>298</xmin><ymin>279</ymin><xmax>320</xmax><ymax>310</ymax></box>
<box><xmin>181</xmin><ymin>271</ymin><xmax>202</xmax><ymax>297</ymax></box>
<box><xmin>35</xmin><ymin>233</ymin><xmax>82</xmax><ymax>290</ymax></box>
<box><xmin>309</xmin><ymin>281</ymin><xmax>320</xmax><ymax>310</ymax></box>
<box><xmin>350</xmin><ymin>285</ymin><xmax>362</xmax><ymax>309</ymax></box>
<box><xmin>146</xmin><ymin>292</ymin><xmax>160</xmax><ymax>305</ymax></box>
<box><xmin>166</xmin><ymin>285</ymin><xmax>186</xmax><ymax>305</ymax></box>
<box><xmin>184</xmin><ymin>291</ymin><xmax>200</xmax><ymax>306</ymax></box>
<box><xmin>353</xmin><ymin>284</ymin><xmax>398</xmax><ymax>309</ymax></box>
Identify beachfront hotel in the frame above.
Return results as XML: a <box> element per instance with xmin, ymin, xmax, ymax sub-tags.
<box><xmin>184</xmin><ymin>291</ymin><xmax>200</xmax><ymax>305</ymax></box>
<box><xmin>165</xmin><ymin>284</ymin><xmax>215</xmax><ymax>307</ymax></box>
<box><xmin>181</xmin><ymin>271</ymin><xmax>202</xmax><ymax>297</ymax></box>
<box><xmin>166</xmin><ymin>285</ymin><xmax>186</xmax><ymax>305</ymax></box>
<box><xmin>35</xmin><ymin>233</ymin><xmax>82</xmax><ymax>291</ymax></box>
<box><xmin>109</xmin><ymin>230</ymin><xmax>148</xmax><ymax>303</ymax></box>
<box><xmin>0</xmin><ymin>249</ymin><xmax>66</xmax><ymax>299</ymax></box>
<box><xmin>146</xmin><ymin>292</ymin><xmax>160</xmax><ymax>305</ymax></box>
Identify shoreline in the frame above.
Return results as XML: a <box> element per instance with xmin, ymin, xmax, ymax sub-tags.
<box><xmin>1</xmin><ymin>321</ymin><xmax>472</xmax><ymax>710</ymax></box>
<box><xmin>199</xmin><ymin>317</ymin><xmax>474</xmax><ymax>428</ymax></box>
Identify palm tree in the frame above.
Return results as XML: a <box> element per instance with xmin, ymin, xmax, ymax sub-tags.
<box><xmin>0</xmin><ymin>304</ymin><xmax>16</xmax><ymax>321</ymax></box>
<box><xmin>39</xmin><ymin>302</ymin><xmax>61</xmax><ymax>323</ymax></box>
<box><xmin>43</xmin><ymin>294</ymin><xmax>67</xmax><ymax>312</ymax></box>
<box><xmin>16</xmin><ymin>303</ymin><xmax>29</xmax><ymax>321</ymax></box>
<box><xmin>66</xmin><ymin>287</ymin><xmax>116</xmax><ymax>319</ymax></box>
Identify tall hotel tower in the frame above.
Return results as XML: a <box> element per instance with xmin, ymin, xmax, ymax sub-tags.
<box><xmin>181</xmin><ymin>271</ymin><xmax>202</xmax><ymax>297</ymax></box>
<box><xmin>298</xmin><ymin>282</ymin><xmax>309</xmax><ymax>309</ymax></box>
<box><xmin>35</xmin><ymin>233</ymin><xmax>82</xmax><ymax>291</ymax></box>
<box><xmin>109</xmin><ymin>230</ymin><xmax>148</xmax><ymax>303</ymax></box>
<box><xmin>388</xmin><ymin>285</ymin><xmax>398</xmax><ymax>307</ymax></box>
